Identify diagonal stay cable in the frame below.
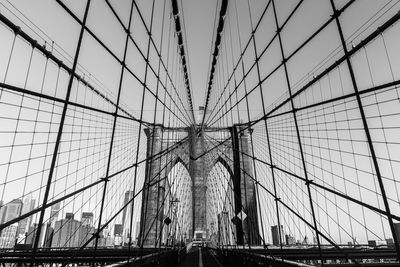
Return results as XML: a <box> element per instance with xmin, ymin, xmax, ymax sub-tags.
<box><xmin>55</xmin><ymin>0</ymin><xmax>193</xmax><ymax>127</ymax></box>
<box><xmin>200</xmin><ymin>0</ymin><xmax>228</xmax><ymax>129</ymax></box>
<box><xmin>0</xmin><ymin>131</ymin><xmax>194</xmax><ymax>231</ymax></box>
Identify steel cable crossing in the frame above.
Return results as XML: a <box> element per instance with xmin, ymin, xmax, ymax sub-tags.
<box><xmin>200</xmin><ymin>0</ymin><xmax>400</xmax><ymax>265</ymax></box>
<box><xmin>0</xmin><ymin>0</ymin><xmax>195</xmax><ymax>265</ymax></box>
<box><xmin>1</xmin><ymin>0</ymin><xmax>400</xmax><ymax>266</ymax></box>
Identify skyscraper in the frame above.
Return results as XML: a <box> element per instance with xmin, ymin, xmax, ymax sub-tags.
<box><xmin>49</xmin><ymin>202</ymin><xmax>61</xmax><ymax>226</ymax></box>
<box><xmin>271</xmin><ymin>225</ymin><xmax>284</xmax><ymax>246</ymax></box>
<box><xmin>0</xmin><ymin>223</ymin><xmax>18</xmax><ymax>248</ymax></box>
<box><xmin>135</xmin><ymin>221</ymin><xmax>141</xmax><ymax>241</ymax></box>
<box><xmin>0</xmin><ymin>199</ymin><xmax>22</xmax><ymax>224</ymax></box>
<box><xmin>98</xmin><ymin>224</ymin><xmax>113</xmax><ymax>247</ymax></box>
<box><xmin>78</xmin><ymin>212</ymin><xmax>95</xmax><ymax>247</ymax></box>
<box><xmin>51</xmin><ymin>214</ymin><xmax>81</xmax><ymax>248</ymax></box>
<box><xmin>25</xmin><ymin>223</ymin><xmax>47</xmax><ymax>248</ymax></box>
<box><xmin>114</xmin><ymin>224</ymin><xmax>123</xmax><ymax>246</ymax></box>
<box><xmin>79</xmin><ymin>224</ymin><xmax>95</xmax><ymax>247</ymax></box>
<box><xmin>43</xmin><ymin>223</ymin><xmax>54</xmax><ymax>248</ymax></box>
<box><xmin>0</xmin><ymin>199</ymin><xmax>23</xmax><ymax>248</ymax></box>
<box><xmin>81</xmin><ymin>212</ymin><xmax>94</xmax><ymax>226</ymax></box>
<box><xmin>114</xmin><ymin>224</ymin><xmax>123</xmax><ymax>236</ymax></box>
<box><xmin>122</xmin><ymin>191</ymin><xmax>134</xmax><ymax>244</ymax></box>
<box><xmin>17</xmin><ymin>196</ymin><xmax>36</xmax><ymax>236</ymax></box>
<box><xmin>122</xmin><ymin>190</ymin><xmax>134</xmax><ymax>227</ymax></box>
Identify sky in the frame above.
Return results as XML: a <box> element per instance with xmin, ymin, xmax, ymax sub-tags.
<box><xmin>180</xmin><ymin>0</ymin><xmax>217</xmax><ymax>111</ymax></box>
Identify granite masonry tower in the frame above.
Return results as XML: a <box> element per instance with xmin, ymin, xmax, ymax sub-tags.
<box><xmin>139</xmin><ymin>125</ymin><xmax>260</xmax><ymax>246</ymax></box>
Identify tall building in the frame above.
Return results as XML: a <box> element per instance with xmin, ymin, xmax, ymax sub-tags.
<box><xmin>51</xmin><ymin>214</ymin><xmax>81</xmax><ymax>248</ymax></box>
<box><xmin>49</xmin><ymin>202</ymin><xmax>61</xmax><ymax>226</ymax></box>
<box><xmin>135</xmin><ymin>221</ymin><xmax>141</xmax><ymax>241</ymax></box>
<box><xmin>0</xmin><ymin>223</ymin><xmax>18</xmax><ymax>248</ymax></box>
<box><xmin>17</xmin><ymin>196</ymin><xmax>36</xmax><ymax>236</ymax></box>
<box><xmin>122</xmin><ymin>191</ymin><xmax>134</xmax><ymax>244</ymax></box>
<box><xmin>122</xmin><ymin>190</ymin><xmax>134</xmax><ymax>227</ymax></box>
<box><xmin>271</xmin><ymin>225</ymin><xmax>284</xmax><ymax>246</ymax></box>
<box><xmin>78</xmin><ymin>224</ymin><xmax>95</xmax><ymax>247</ymax></box>
<box><xmin>114</xmin><ymin>224</ymin><xmax>123</xmax><ymax>246</ymax></box>
<box><xmin>0</xmin><ymin>199</ymin><xmax>23</xmax><ymax>224</ymax></box>
<box><xmin>98</xmin><ymin>224</ymin><xmax>113</xmax><ymax>247</ymax></box>
<box><xmin>43</xmin><ymin>223</ymin><xmax>54</xmax><ymax>248</ymax></box>
<box><xmin>81</xmin><ymin>212</ymin><xmax>94</xmax><ymax>226</ymax></box>
<box><xmin>0</xmin><ymin>199</ymin><xmax>23</xmax><ymax>248</ymax></box>
<box><xmin>25</xmin><ymin>223</ymin><xmax>47</xmax><ymax>248</ymax></box>
<box><xmin>114</xmin><ymin>224</ymin><xmax>123</xmax><ymax>236</ymax></box>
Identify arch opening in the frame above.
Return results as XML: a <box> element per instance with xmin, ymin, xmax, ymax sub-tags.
<box><xmin>206</xmin><ymin>160</ymin><xmax>236</xmax><ymax>245</ymax></box>
<box><xmin>159</xmin><ymin>160</ymin><xmax>192</xmax><ymax>246</ymax></box>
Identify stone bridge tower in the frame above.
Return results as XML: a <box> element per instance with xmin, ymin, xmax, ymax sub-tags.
<box><xmin>139</xmin><ymin>125</ymin><xmax>260</xmax><ymax>246</ymax></box>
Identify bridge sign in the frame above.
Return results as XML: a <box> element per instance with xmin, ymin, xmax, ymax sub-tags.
<box><xmin>237</xmin><ymin>210</ymin><xmax>247</xmax><ymax>221</ymax></box>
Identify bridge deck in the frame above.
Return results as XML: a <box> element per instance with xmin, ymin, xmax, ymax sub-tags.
<box><xmin>178</xmin><ymin>247</ymin><xmax>225</xmax><ymax>267</ymax></box>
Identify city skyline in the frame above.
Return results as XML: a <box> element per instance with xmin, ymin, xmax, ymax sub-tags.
<box><xmin>0</xmin><ymin>192</ymin><xmax>142</xmax><ymax>249</ymax></box>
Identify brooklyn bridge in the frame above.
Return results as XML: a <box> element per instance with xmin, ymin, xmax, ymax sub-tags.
<box><xmin>1</xmin><ymin>0</ymin><xmax>400</xmax><ymax>266</ymax></box>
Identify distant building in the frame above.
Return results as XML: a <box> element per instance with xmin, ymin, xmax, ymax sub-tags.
<box><xmin>17</xmin><ymin>196</ymin><xmax>36</xmax><ymax>237</ymax></box>
<box><xmin>271</xmin><ymin>225</ymin><xmax>284</xmax><ymax>246</ymax></box>
<box><xmin>114</xmin><ymin>235</ymin><xmax>122</xmax><ymax>246</ymax></box>
<box><xmin>122</xmin><ymin>191</ymin><xmax>134</xmax><ymax>242</ymax></box>
<box><xmin>285</xmin><ymin>234</ymin><xmax>296</xmax><ymax>245</ymax></box>
<box><xmin>122</xmin><ymin>191</ymin><xmax>134</xmax><ymax>226</ymax></box>
<box><xmin>135</xmin><ymin>221</ymin><xmax>141</xmax><ymax>241</ymax></box>
<box><xmin>49</xmin><ymin>203</ymin><xmax>61</xmax><ymax>226</ymax></box>
<box><xmin>114</xmin><ymin>224</ymin><xmax>123</xmax><ymax>236</ymax></box>
<box><xmin>0</xmin><ymin>199</ymin><xmax>24</xmax><ymax>248</ymax></box>
<box><xmin>65</xmin><ymin>212</ymin><xmax>74</xmax><ymax>220</ymax></box>
<box><xmin>114</xmin><ymin>224</ymin><xmax>123</xmax><ymax>246</ymax></box>
<box><xmin>78</xmin><ymin>224</ymin><xmax>95</xmax><ymax>247</ymax></box>
<box><xmin>98</xmin><ymin>224</ymin><xmax>113</xmax><ymax>247</ymax></box>
<box><xmin>0</xmin><ymin>199</ymin><xmax>23</xmax><ymax>224</ymax></box>
<box><xmin>51</xmin><ymin>214</ymin><xmax>81</xmax><ymax>247</ymax></box>
<box><xmin>0</xmin><ymin>223</ymin><xmax>18</xmax><ymax>248</ymax></box>
<box><xmin>81</xmin><ymin>212</ymin><xmax>94</xmax><ymax>226</ymax></box>
<box><xmin>37</xmin><ymin>204</ymin><xmax>61</xmax><ymax>247</ymax></box>
<box><xmin>25</xmin><ymin>223</ymin><xmax>47</xmax><ymax>248</ymax></box>
<box><xmin>43</xmin><ymin>224</ymin><xmax>54</xmax><ymax>248</ymax></box>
